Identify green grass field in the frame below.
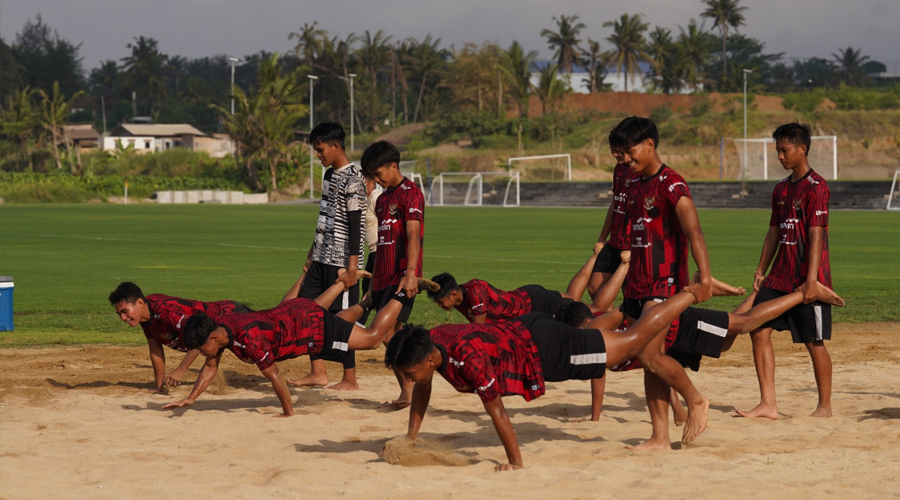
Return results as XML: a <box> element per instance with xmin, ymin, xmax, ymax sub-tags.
<box><xmin>1</xmin><ymin>204</ymin><xmax>897</xmax><ymax>347</ymax></box>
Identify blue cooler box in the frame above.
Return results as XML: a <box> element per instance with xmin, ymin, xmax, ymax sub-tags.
<box><xmin>0</xmin><ymin>277</ymin><xmax>13</xmax><ymax>331</ymax></box>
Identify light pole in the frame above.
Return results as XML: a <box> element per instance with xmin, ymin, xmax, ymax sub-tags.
<box><xmin>308</xmin><ymin>75</ymin><xmax>318</xmax><ymax>199</ymax></box>
<box><xmin>228</xmin><ymin>57</ymin><xmax>247</xmax><ymax>115</ymax></box>
<box><xmin>336</xmin><ymin>73</ymin><xmax>357</xmax><ymax>152</ymax></box>
<box><xmin>742</xmin><ymin>69</ymin><xmax>752</xmax><ymax>190</ymax></box>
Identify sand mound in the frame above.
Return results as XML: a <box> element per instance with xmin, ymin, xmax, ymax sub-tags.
<box><xmin>382</xmin><ymin>436</ymin><xmax>477</xmax><ymax>467</ymax></box>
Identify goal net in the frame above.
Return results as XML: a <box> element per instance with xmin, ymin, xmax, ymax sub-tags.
<box><xmin>723</xmin><ymin>136</ymin><xmax>838</xmax><ymax>181</ymax></box>
<box><xmin>507</xmin><ymin>154</ymin><xmax>571</xmax><ymax>181</ymax></box>
<box><xmin>428</xmin><ymin>172</ymin><xmax>520</xmax><ymax>207</ymax></box>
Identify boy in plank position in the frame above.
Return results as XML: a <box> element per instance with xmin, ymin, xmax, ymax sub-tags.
<box><xmin>162</xmin><ymin>291</ymin><xmax>406</xmax><ymax>417</ymax></box>
<box><xmin>360</xmin><ymin>140</ymin><xmax>429</xmax><ymax>408</ymax></box>
<box><xmin>386</xmin><ymin>283</ymin><xmax>707</xmax><ymax>471</ymax></box>
<box><xmin>108</xmin><ymin>282</ymin><xmax>252</xmax><ymax>393</ymax></box>
<box><xmin>739</xmin><ymin>123</ymin><xmax>836</xmax><ymax>420</ymax></box>
<box><xmin>291</xmin><ymin>122</ymin><xmax>367</xmax><ymax>391</ymax></box>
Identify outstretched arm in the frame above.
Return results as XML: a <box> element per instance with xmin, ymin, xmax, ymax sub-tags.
<box><xmin>483</xmin><ymin>396</ymin><xmax>522</xmax><ymax>471</ymax></box>
<box><xmin>162</xmin><ymin>353</ymin><xmax>221</xmax><ymax>410</ymax></box>
<box><xmin>165</xmin><ymin>349</ymin><xmax>201</xmax><ymax>388</ymax></box>
<box><xmin>398</xmin><ymin>220</ymin><xmax>422</xmax><ymax>298</ymax></box>
<box><xmin>406</xmin><ymin>378</ymin><xmax>432</xmax><ymax>440</ymax></box>
<box><xmin>260</xmin><ymin>363</ymin><xmax>294</xmax><ymax>417</ymax></box>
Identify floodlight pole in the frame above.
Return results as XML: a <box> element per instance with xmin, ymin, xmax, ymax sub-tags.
<box><xmin>228</xmin><ymin>57</ymin><xmax>247</xmax><ymax>115</ymax></box>
<box><xmin>742</xmin><ymin>69</ymin><xmax>752</xmax><ymax>191</ymax></box>
<box><xmin>337</xmin><ymin>73</ymin><xmax>357</xmax><ymax>152</ymax></box>
<box><xmin>308</xmin><ymin>75</ymin><xmax>318</xmax><ymax>199</ymax></box>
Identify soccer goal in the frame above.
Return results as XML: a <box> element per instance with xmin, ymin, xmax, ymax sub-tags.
<box><xmin>887</xmin><ymin>169</ymin><xmax>900</xmax><ymax>211</ymax></box>
<box><xmin>399</xmin><ymin>160</ymin><xmax>426</xmax><ymax>193</ymax></box>
<box><xmin>724</xmin><ymin>136</ymin><xmax>838</xmax><ymax>181</ymax></box>
<box><xmin>428</xmin><ymin>172</ymin><xmax>520</xmax><ymax>207</ymax></box>
<box><xmin>507</xmin><ymin>154</ymin><xmax>571</xmax><ymax>181</ymax></box>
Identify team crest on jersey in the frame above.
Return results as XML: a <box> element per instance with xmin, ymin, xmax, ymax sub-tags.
<box><xmin>389</xmin><ymin>203</ymin><xmax>399</xmax><ymax>216</ymax></box>
<box><xmin>793</xmin><ymin>199</ymin><xmax>802</xmax><ymax>212</ymax></box>
<box><xmin>644</xmin><ymin>196</ymin><xmax>655</xmax><ymax>211</ymax></box>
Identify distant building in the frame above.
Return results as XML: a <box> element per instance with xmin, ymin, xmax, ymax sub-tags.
<box><xmin>103</xmin><ymin>124</ymin><xmax>234</xmax><ymax>157</ymax></box>
<box><xmin>62</xmin><ymin>123</ymin><xmax>100</xmax><ymax>152</ymax></box>
<box><xmin>530</xmin><ymin>60</ymin><xmax>697</xmax><ymax>94</ymax></box>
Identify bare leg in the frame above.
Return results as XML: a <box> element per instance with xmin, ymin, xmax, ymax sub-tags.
<box><xmin>807</xmin><ymin>341</ymin><xmax>833</xmax><ymax>417</ymax></box>
<box><xmin>590</xmin><ymin>261</ymin><xmax>629</xmax><ymax>313</ymax></box>
<box><xmin>288</xmin><ymin>358</ymin><xmax>329</xmax><ymax>387</ymax></box>
<box><xmin>626</xmin><ymin>371</ymin><xmax>672</xmax><ymax>450</ymax></box>
<box><xmin>736</xmin><ymin>327</ymin><xmax>779</xmax><ymax>419</ymax></box>
<box><xmin>281</xmin><ymin>273</ymin><xmax>306</xmax><ymax>303</ymax></box>
<box><xmin>564</xmin><ymin>248</ymin><xmax>601</xmax><ymax>301</ymax></box>
<box><xmin>670</xmin><ymin>387</ymin><xmax>687</xmax><ymax>426</ymax></box>
<box><xmin>590</xmin><ymin>376</ymin><xmax>606</xmax><ymax>421</ymax></box>
<box><xmin>328</xmin><ymin>367</ymin><xmax>359</xmax><ymax>391</ymax></box>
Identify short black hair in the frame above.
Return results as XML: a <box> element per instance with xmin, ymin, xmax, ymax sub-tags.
<box><xmin>427</xmin><ymin>272</ymin><xmax>460</xmax><ymax>302</ymax></box>
<box><xmin>554</xmin><ymin>301</ymin><xmax>594</xmax><ymax>328</ymax></box>
<box><xmin>309</xmin><ymin>121</ymin><xmax>346</xmax><ymax>149</ymax></box>
<box><xmin>772</xmin><ymin>122</ymin><xmax>812</xmax><ymax>155</ymax></box>
<box><xmin>608</xmin><ymin>116</ymin><xmax>660</xmax><ymax>150</ymax></box>
<box><xmin>182</xmin><ymin>313</ymin><xmax>219</xmax><ymax>350</ymax></box>
<box><xmin>360</xmin><ymin>140</ymin><xmax>400</xmax><ymax>177</ymax></box>
<box><xmin>385</xmin><ymin>324</ymin><xmax>434</xmax><ymax>371</ymax></box>
<box><xmin>109</xmin><ymin>282</ymin><xmax>144</xmax><ymax>305</ymax></box>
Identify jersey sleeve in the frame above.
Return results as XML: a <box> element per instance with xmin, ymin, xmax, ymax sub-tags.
<box><xmin>769</xmin><ymin>188</ymin><xmax>779</xmax><ymax>227</ymax></box>
<box><xmin>242</xmin><ymin>329</ymin><xmax>276</xmax><ymax>371</ymax></box>
<box><xmin>345</xmin><ymin>173</ymin><xmax>367</xmax><ymax>213</ymax></box>
<box><xmin>464</xmin><ymin>280</ymin><xmax>489</xmax><ymax>318</ymax></box>
<box><xmin>660</xmin><ymin>171</ymin><xmax>691</xmax><ymax>208</ymax></box>
<box><xmin>459</xmin><ymin>347</ymin><xmax>501</xmax><ymax>403</ymax></box>
<box><xmin>806</xmin><ymin>181</ymin><xmax>830</xmax><ymax>228</ymax></box>
<box><xmin>401</xmin><ymin>184</ymin><xmax>425</xmax><ymax>224</ymax></box>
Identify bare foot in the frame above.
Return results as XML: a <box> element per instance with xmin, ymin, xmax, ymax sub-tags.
<box><xmin>672</xmin><ymin>405</ymin><xmax>688</xmax><ymax>427</ymax></box>
<box><xmin>682</xmin><ymin>394</ymin><xmax>710</xmax><ymax>444</ymax></box>
<box><xmin>704</xmin><ymin>273</ymin><xmax>746</xmax><ymax>297</ymax></box>
<box><xmin>287</xmin><ymin>373</ymin><xmax>329</xmax><ymax>387</ymax></box>
<box><xmin>810</xmin><ymin>406</ymin><xmax>833</xmax><ymax>418</ymax></box>
<box><xmin>388</xmin><ymin>398</ymin><xmax>411</xmax><ymax>409</ymax></box>
<box><xmin>326</xmin><ymin>380</ymin><xmax>359</xmax><ymax>391</ymax></box>
<box><xmin>816</xmin><ymin>284</ymin><xmax>844</xmax><ymax>307</ymax></box>
<box><xmin>625</xmin><ymin>439</ymin><xmax>672</xmax><ymax>451</ymax></box>
<box><xmin>735</xmin><ymin>403</ymin><xmax>779</xmax><ymax>420</ymax></box>
<box><xmin>417</xmin><ymin>278</ymin><xmax>440</xmax><ymax>292</ymax></box>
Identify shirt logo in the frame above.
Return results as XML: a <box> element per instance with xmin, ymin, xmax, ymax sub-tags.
<box><xmin>389</xmin><ymin>203</ymin><xmax>398</xmax><ymax>216</ymax></box>
<box><xmin>644</xmin><ymin>196</ymin><xmax>655</xmax><ymax>211</ymax></box>
<box><xmin>793</xmin><ymin>199</ymin><xmax>802</xmax><ymax>212</ymax></box>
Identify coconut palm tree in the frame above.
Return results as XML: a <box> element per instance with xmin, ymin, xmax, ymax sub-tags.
<box><xmin>498</xmin><ymin>41</ymin><xmax>537</xmax><ymax>117</ymax></box>
<box><xmin>831</xmin><ymin>47</ymin><xmax>871</xmax><ymax>86</ymax></box>
<box><xmin>535</xmin><ymin>64</ymin><xmax>567</xmax><ymax>114</ymax></box>
<box><xmin>0</xmin><ymin>86</ymin><xmax>42</xmax><ymax>172</ymax></box>
<box><xmin>700</xmin><ymin>0</ymin><xmax>748</xmax><ymax>87</ymax></box>
<box><xmin>120</xmin><ymin>36</ymin><xmax>169</xmax><ymax>114</ymax></box>
<box><xmin>580</xmin><ymin>38</ymin><xmax>607</xmax><ymax>93</ymax></box>
<box><xmin>404</xmin><ymin>34</ymin><xmax>446</xmax><ymax>123</ymax></box>
<box><xmin>37</xmin><ymin>81</ymin><xmax>84</xmax><ymax>173</ymax></box>
<box><xmin>676</xmin><ymin>19</ymin><xmax>712</xmax><ymax>91</ymax></box>
<box><xmin>603</xmin><ymin>13</ymin><xmax>649</xmax><ymax>92</ymax></box>
<box><xmin>289</xmin><ymin>21</ymin><xmax>326</xmax><ymax>69</ymax></box>
<box><xmin>541</xmin><ymin>15</ymin><xmax>586</xmax><ymax>74</ymax></box>
<box><xmin>645</xmin><ymin>26</ymin><xmax>673</xmax><ymax>88</ymax></box>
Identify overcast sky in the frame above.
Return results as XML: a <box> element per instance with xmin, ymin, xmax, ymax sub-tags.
<box><xmin>2</xmin><ymin>0</ymin><xmax>898</xmax><ymax>73</ymax></box>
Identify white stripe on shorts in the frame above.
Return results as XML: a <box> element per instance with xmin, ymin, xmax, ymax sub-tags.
<box><xmin>331</xmin><ymin>341</ymin><xmax>349</xmax><ymax>352</ymax></box>
<box><xmin>698</xmin><ymin>320</ymin><xmax>728</xmax><ymax>338</ymax></box>
<box><xmin>570</xmin><ymin>353</ymin><xmax>607</xmax><ymax>365</ymax></box>
<box><xmin>341</xmin><ymin>291</ymin><xmax>349</xmax><ymax>310</ymax></box>
<box><xmin>814</xmin><ymin>304</ymin><xmax>823</xmax><ymax>341</ymax></box>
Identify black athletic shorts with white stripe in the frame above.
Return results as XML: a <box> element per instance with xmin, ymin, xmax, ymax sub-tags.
<box><xmin>667</xmin><ymin>307</ymin><xmax>730</xmax><ymax>372</ymax></box>
<box><xmin>519</xmin><ymin>285</ymin><xmax>574</xmax><ymax>317</ymax></box>
<box><xmin>515</xmin><ymin>312</ymin><xmax>607</xmax><ymax>382</ymax></box>
<box><xmin>591</xmin><ymin>244</ymin><xmax>623</xmax><ymax>275</ymax></box>
<box><xmin>318</xmin><ymin>311</ymin><xmax>355</xmax><ymax>360</ymax></box>
<box><xmin>754</xmin><ymin>287</ymin><xmax>832</xmax><ymax>344</ymax></box>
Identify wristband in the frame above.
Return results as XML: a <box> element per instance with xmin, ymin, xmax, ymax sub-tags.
<box><xmin>754</xmin><ymin>271</ymin><xmax>765</xmax><ymax>277</ymax></box>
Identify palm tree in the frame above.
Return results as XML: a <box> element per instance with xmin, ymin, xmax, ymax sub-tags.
<box><xmin>541</xmin><ymin>15</ymin><xmax>586</xmax><ymax>74</ymax></box>
<box><xmin>700</xmin><ymin>0</ymin><xmax>748</xmax><ymax>86</ymax></box>
<box><xmin>289</xmin><ymin>21</ymin><xmax>326</xmax><ymax>69</ymax></box>
<box><xmin>535</xmin><ymin>64</ymin><xmax>567</xmax><ymax>114</ymax></box>
<box><xmin>356</xmin><ymin>30</ymin><xmax>392</xmax><ymax>130</ymax></box>
<box><xmin>832</xmin><ymin>47</ymin><xmax>871</xmax><ymax>86</ymax></box>
<box><xmin>498</xmin><ymin>41</ymin><xmax>537</xmax><ymax>117</ymax></box>
<box><xmin>38</xmin><ymin>81</ymin><xmax>84</xmax><ymax>173</ymax></box>
<box><xmin>404</xmin><ymin>34</ymin><xmax>445</xmax><ymax>123</ymax></box>
<box><xmin>120</xmin><ymin>37</ymin><xmax>169</xmax><ymax>114</ymax></box>
<box><xmin>645</xmin><ymin>26</ymin><xmax>673</xmax><ymax>88</ymax></box>
<box><xmin>676</xmin><ymin>20</ymin><xmax>712</xmax><ymax>91</ymax></box>
<box><xmin>0</xmin><ymin>86</ymin><xmax>42</xmax><ymax>172</ymax></box>
<box><xmin>603</xmin><ymin>13</ymin><xmax>649</xmax><ymax>92</ymax></box>
<box><xmin>580</xmin><ymin>38</ymin><xmax>606</xmax><ymax>93</ymax></box>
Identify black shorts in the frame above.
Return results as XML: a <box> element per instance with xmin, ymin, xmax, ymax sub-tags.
<box><xmin>667</xmin><ymin>307</ymin><xmax>730</xmax><ymax>372</ymax></box>
<box><xmin>619</xmin><ymin>296</ymin><xmax>667</xmax><ymax>322</ymax></box>
<box><xmin>370</xmin><ymin>286</ymin><xmax>416</xmax><ymax>324</ymax></box>
<box><xmin>299</xmin><ymin>261</ymin><xmax>360</xmax><ymax>313</ymax></box>
<box><xmin>592</xmin><ymin>244</ymin><xmax>623</xmax><ymax>275</ymax></box>
<box><xmin>232</xmin><ymin>302</ymin><xmax>253</xmax><ymax>313</ymax></box>
<box><xmin>517</xmin><ymin>312</ymin><xmax>607</xmax><ymax>382</ymax></box>
<box><xmin>318</xmin><ymin>312</ymin><xmax>355</xmax><ymax>363</ymax></box>
<box><xmin>520</xmin><ymin>285</ymin><xmax>574</xmax><ymax>317</ymax></box>
<box><xmin>754</xmin><ymin>287</ymin><xmax>832</xmax><ymax>344</ymax></box>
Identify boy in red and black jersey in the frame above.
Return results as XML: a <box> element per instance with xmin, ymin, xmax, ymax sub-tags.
<box><xmin>609</xmin><ymin>116</ymin><xmax>714</xmax><ymax>450</ymax></box>
<box><xmin>588</xmin><ymin>162</ymin><xmax>640</xmax><ymax>298</ymax></box>
<box><xmin>427</xmin><ymin>274</ymin><xmax>575</xmax><ymax>323</ymax></box>
<box><xmin>360</xmin><ymin>140</ymin><xmax>426</xmax><ymax>407</ymax></box>
<box><xmin>162</xmin><ymin>294</ymin><xmax>407</xmax><ymax>417</ymax></box>
<box><xmin>738</xmin><ymin>123</ymin><xmax>836</xmax><ymax>420</ymax></box>
<box><xmin>108</xmin><ymin>281</ymin><xmax>251</xmax><ymax>393</ymax></box>
<box><xmin>386</xmin><ymin>284</ymin><xmax>706</xmax><ymax>471</ymax></box>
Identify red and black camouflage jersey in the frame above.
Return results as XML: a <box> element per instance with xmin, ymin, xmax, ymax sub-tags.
<box><xmin>607</xmin><ymin>163</ymin><xmax>641</xmax><ymax>250</ymax></box>
<box><xmin>457</xmin><ymin>279</ymin><xmax>532</xmax><ymax>322</ymax></box>
<box><xmin>142</xmin><ymin>294</ymin><xmax>245</xmax><ymax>352</ymax></box>
<box><xmin>218</xmin><ymin>298</ymin><xmax>325</xmax><ymax>371</ymax></box>
<box><xmin>373</xmin><ymin>177</ymin><xmax>424</xmax><ymax>291</ymax></box>
<box><xmin>430</xmin><ymin>320</ymin><xmax>545</xmax><ymax>403</ymax></box>
<box><xmin>623</xmin><ymin>164</ymin><xmax>692</xmax><ymax>300</ymax></box>
<box><xmin>762</xmin><ymin>169</ymin><xmax>832</xmax><ymax>292</ymax></box>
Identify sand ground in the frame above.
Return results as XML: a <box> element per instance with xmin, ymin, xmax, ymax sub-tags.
<box><xmin>2</xmin><ymin>323</ymin><xmax>899</xmax><ymax>499</ymax></box>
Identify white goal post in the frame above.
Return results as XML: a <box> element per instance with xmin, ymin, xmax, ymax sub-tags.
<box><xmin>428</xmin><ymin>172</ymin><xmax>520</xmax><ymax>207</ymax></box>
<box><xmin>888</xmin><ymin>169</ymin><xmax>900</xmax><ymax>211</ymax></box>
<box><xmin>726</xmin><ymin>136</ymin><xmax>838</xmax><ymax>181</ymax></box>
<box><xmin>507</xmin><ymin>154</ymin><xmax>572</xmax><ymax>181</ymax></box>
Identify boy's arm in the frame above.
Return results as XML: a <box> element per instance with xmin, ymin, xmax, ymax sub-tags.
<box><xmin>482</xmin><ymin>396</ymin><xmax>523</xmax><ymax>471</ymax></box>
<box><xmin>164</xmin><ymin>349</ymin><xmax>201</xmax><ymax>388</ymax></box>
<box><xmin>798</xmin><ymin>226</ymin><xmax>824</xmax><ymax>304</ymax></box>
<box><xmin>590</xmin><ymin>376</ymin><xmax>606</xmax><ymax>421</ymax></box>
<box><xmin>398</xmin><ymin>220</ymin><xmax>422</xmax><ymax>297</ymax></box>
<box><xmin>596</xmin><ymin>198</ymin><xmax>617</xmax><ymax>246</ymax></box>
<box><xmin>754</xmin><ymin>226</ymin><xmax>779</xmax><ymax>291</ymax></box>
<box><xmin>339</xmin><ymin>209</ymin><xmax>364</xmax><ymax>288</ymax></box>
<box><xmin>162</xmin><ymin>353</ymin><xmax>221</xmax><ymax>409</ymax></box>
<box><xmin>406</xmin><ymin>377</ymin><xmax>433</xmax><ymax>440</ymax></box>
<box><xmin>675</xmin><ymin>197</ymin><xmax>712</xmax><ymax>302</ymax></box>
<box><xmin>147</xmin><ymin>338</ymin><xmax>166</xmax><ymax>392</ymax></box>
<box><xmin>259</xmin><ymin>363</ymin><xmax>294</xmax><ymax>417</ymax></box>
